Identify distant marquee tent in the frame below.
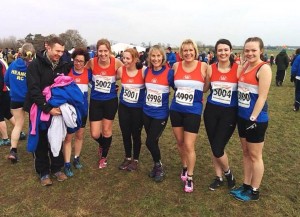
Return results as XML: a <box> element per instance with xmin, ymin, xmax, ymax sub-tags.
<box><xmin>111</xmin><ymin>43</ymin><xmax>146</xmax><ymax>54</ymax></box>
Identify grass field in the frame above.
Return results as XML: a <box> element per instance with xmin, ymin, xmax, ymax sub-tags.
<box><xmin>0</xmin><ymin>65</ymin><xmax>299</xmax><ymax>217</ymax></box>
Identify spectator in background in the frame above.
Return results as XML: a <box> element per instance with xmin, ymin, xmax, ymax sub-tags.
<box><xmin>275</xmin><ymin>48</ymin><xmax>289</xmax><ymax>86</ymax></box>
<box><xmin>4</xmin><ymin>43</ymin><xmax>35</xmax><ymax>163</ymax></box>
<box><xmin>269</xmin><ymin>54</ymin><xmax>274</xmax><ymax>66</ymax></box>
<box><xmin>166</xmin><ymin>47</ymin><xmax>176</xmax><ymax>68</ymax></box>
<box><xmin>87</xmin><ymin>46</ymin><xmax>95</xmax><ymax>59</ymax></box>
<box><xmin>291</xmin><ymin>48</ymin><xmax>300</xmax><ymax>111</ymax></box>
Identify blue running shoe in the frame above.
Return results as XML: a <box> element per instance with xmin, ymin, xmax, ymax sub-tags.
<box><xmin>64</xmin><ymin>166</ymin><xmax>74</xmax><ymax>177</ymax></box>
<box><xmin>73</xmin><ymin>157</ymin><xmax>83</xmax><ymax>169</ymax></box>
<box><xmin>0</xmin><ymin>139</ymin><xmax>11</xmax><ymax>146</ymax></box>
<box><xmin>234</xmin><ymin>189</ymin><xmax>259</xmax><ymax>202</ymax></box>
<box><xmin>230</xmin><ymin>185</ymin><xmax>245</xmax><ymax>196</ymax></box>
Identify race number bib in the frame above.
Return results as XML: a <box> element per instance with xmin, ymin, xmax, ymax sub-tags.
<box><xmin>175</xmin><ymin>87</ymin><xmax>195</xmax><ymax>106</ymax></box>
<box><xmin>146</xmin><ymin>88</ymin><xmax>162</xmax><ymax>107</ymax></box>
<box><xmin>238</xmin><ymin>87</ymin><xmax>251</xmax><ymax>108</ymax></box>
<box><xmin>94</xmin><ymin>76</ymin><xmax>112</xmax><ymax>93</ymax></box>
<box><xmin>123</xmin><ymin>87</ymin><xmax>140</xmax><ymax>103</ymax></box>
<box><xmin>211</xmin><ymin>83</ymin><xmax>233</xmax><ymax>105</ymax></box>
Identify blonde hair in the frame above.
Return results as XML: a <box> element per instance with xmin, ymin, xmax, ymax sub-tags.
<box><xmin>179</xmin><ymin>39</ymin><xmax>199</xmax><ymax>60</ymax></box>
<box><xmin>21</xmin><ymin>43</ymin><xmax>35</xmax><ymax>60</ymax></box>
<box><xmin>147</xmin><ymin>45</ymin><xmax>167</xmax><ymax>68</ymax></box>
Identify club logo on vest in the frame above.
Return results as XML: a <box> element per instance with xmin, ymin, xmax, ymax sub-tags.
<box><xmin>184</xmin><ymin>75</ymin><xmax>191</xmax><ymax>79</ymax></box>
<box><xmin>220</xmin><ymin>75</ymin><xmax>227</xmax><ymax>81</ymax></box>
<box><xmin>151</xmin><ymin>78</ymin><xmax>157</xmax><ymax>83</ymax></box>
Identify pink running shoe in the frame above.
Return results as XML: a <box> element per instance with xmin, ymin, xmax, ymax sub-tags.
<box><xmin>181</xmin><ymin>170</ymin><xmax>188</xmax><ymax>182</ymax></box>
<box><xmin>98</xmin><ymin>157</ymin><xmax>107</xmax><ymax>169</ymax></box>
<box><xmin>184</xmin><ymin>179</ymin><xmax>194</xmax><ymax>193</ymax></box>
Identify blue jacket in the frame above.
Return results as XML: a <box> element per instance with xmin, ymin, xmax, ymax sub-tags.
<box><xmin>292</xmin><ymin>55</ymin><xmax>300</xmax><ymax>78</ymax></box>
<box><xmin>48</xmin><ymin>80</ymin><xmax>86</xmax><ymax>133</ymax></box>
<box><xmin>4</xmin><ymin>58</ymin><xmax>28</xmax><ymax>102</ymax></box>
<box><xmin>167</xmin><ymin>52</ymin><xmax>176</xmax><ymax>68</ymax></box>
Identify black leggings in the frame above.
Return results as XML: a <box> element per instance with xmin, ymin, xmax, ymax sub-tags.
<box><xmin>118</xmin><ymin>103</ymin><xmax>143</xmax><ymax>160</ymax></box>
<box><xmin>143</xmin><ymin>113</ymin><xmax>167</xmax><ymax>163</ymax></box>
<box><xmin>204</xmin><ymin>103</ymin><xmax>237</xmax><ymax>158</ymax></box>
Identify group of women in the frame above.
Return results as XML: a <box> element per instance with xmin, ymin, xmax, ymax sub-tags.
<box><xmin>2</xmin><ymin>36</ymin><xmax>271</xmax><ymax>201</ymax></box>
<box><xmin>84</xmin><ymin>37</ymin><xmax>271</xmax><ymax>201</ymax></box>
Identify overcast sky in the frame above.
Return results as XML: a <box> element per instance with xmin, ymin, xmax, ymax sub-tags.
<box><xmin>1</xmin><ymin>0</ymin><xmax>299</xmax><ymax>47</ymax></box>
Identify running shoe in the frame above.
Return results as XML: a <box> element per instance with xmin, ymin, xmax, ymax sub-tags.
<box><xmin>229</xmin><ymin>185</ymin><xmax>246</xmax><ymax>196</ymax></box>
<box><xmin>0</xmin><ymin>139</ymin><xmax>11</xmax><ymax>146</ymax></box>
<box><xmin>53</xmin><ymin>171</ymin><xmax>68</xmax><ymax>182</ymax></box>
<box><xmin>8</xmin><ymin>150</ymin><xmax>18</xmax><ymax>163</ymax></box>
<box><xmin>98</xmin><ymin>157</ymin><xmax>107</xmax><ymax>169</ymax></box>
<box><xmin>127</xmin><ymin>160</ymin><xmax>138</xmax><ymax>171</ymax></box>
<box><xmin>184</xmin><ymin>179</ymin><xmax>194</xmax><ymax>193</ymax></box>
<box><xmin>149</xmin><ymin>162</ymin><xmax>165</xmax><ymax>182</ymax></box>
<box><xmin>118</xmin><ymin>158</ymin><xmax>131</xmax><ymax>170</ymax></box>
<box><xmin>40</xmin><ymin>174</ymin><xmax>53</xmax><ymax>187</ymax></box>
<box><xmin>234</xmin><ymin>189</ymin><xmax>259</xmax><ymax>202</ymax></box>
<box><xmin>181</xmin><ymin>169</ymin><xmax>188</xmax><ymax>182</ymax></box>
<box><xmin>209</xmin><ymin>177</ymin><xmax>224</xmax><ymax>191</ymax></box>
<box><xmin>64</xmin><ymin>166</ymin><xmax>74</xmax><ymax>177</ymax></box>
<box><xmin>73</xmin><ymin>157</ymin><xmax>83</xmax><ymax>169</ymax></box>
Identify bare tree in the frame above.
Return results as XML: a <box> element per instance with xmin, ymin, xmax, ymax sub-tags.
<box><xmin>59</xmin><ymin>29</ymin><xmax>87</xmax><ymax>50</ymax></box>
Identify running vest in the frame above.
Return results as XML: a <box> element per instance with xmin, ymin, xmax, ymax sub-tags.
<box><xmin>207</xmin><ymin>62</ymin><xmax>238</xmax><ymax>107</ymax></box>
<box><xmin>119</xmin><ymin>66</ymin><xmax>145</xmax><ymax>108</ymax></box>
<box><xmin>91</xmin><ymin>57</ymin><xmax>117</xmax><ymax>100</ymax></box>
<box><xmin>143</xmin><ymin>66</ymin><xmax>170</xmax><ymax>119</ymax></box>
<box><xmin>170</xmin><ymin>61</ymin><xmax>205</xmax><ymax>115</ymax></box>
<box><xmin>68</xmin><ymin>67</ymin><xmax>90</xmax><ymax>114</ymax></box>
<box><xmin>238</xmin><ymin>62</ymin><xmax>268</xmax><ymax>122</ymax></box>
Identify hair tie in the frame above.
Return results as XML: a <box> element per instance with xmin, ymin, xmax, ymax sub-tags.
<box><xmin>26</xmin><ymin>51</ymin><xmax>32</xmax><ymax>58</ymax></box>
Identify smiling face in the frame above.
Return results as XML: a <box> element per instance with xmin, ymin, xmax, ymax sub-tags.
<box><xmin>216</xmin><ymin>43</ymin><xmax>231</xmax><ymax>63</ymax></box>
<box><xmin>243</xmin><ymin>41</ymin><xmax>263</xmax><ymax>64</ymax></box>
<box><xmin>47</xmin><ymin>43</ymin><xmax>64</xmax><ymax>62</ymax></box>
<box><xmin>150</xmin><ymin>49</ymin><xmax>164</xmax><ymax>69</ymax></box>
<box><xmin>97</xmin><ymin>45</ymin><xmax>110</xmax><ymax>62</ymax></box>
<box><xmin>182</xmin><ymin>43</ymin><xmax>196</xmax><ymax>62</ymax></box>
<box><xmin>73</xmin><ymin>54</ymin><xmax>85</xmax><ymax>71</ymax></box>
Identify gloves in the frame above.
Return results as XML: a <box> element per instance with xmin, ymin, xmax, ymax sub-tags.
<box><xmin>246</xmin><ymin>120</ymin><xmax>257</xmax><ymax>131</ymax></box>
<box><xmin>291</xmin><ymin>75</ymin><xmax>296</xmax><ymax>82</ymax></box>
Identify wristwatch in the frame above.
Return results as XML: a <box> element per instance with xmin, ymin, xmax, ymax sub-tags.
<box><xmin>250</xmin><ymin>116</ymin><xmax>256</xmax><ymax>121</ymax></box>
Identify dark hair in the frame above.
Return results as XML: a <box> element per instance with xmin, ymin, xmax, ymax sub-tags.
<box><xmin>71</xmin><ymin>48</ymin><xmax>90</xmax><ymax>63</ymax></box>
<box><xmin>48</xmin><ymin>37</ymin><xmax>65</xmax><ymax>47</ymax></box>
<box><xmin>244</xmin><ymin>37</ymin><xmax>265</xmax><ymax>61</ymax></box>
<box><xmin>295</xmin><ymin>48</ymin><xmax>300</xmax><ymax>55</ymax></box>
<box><xmin>215</xmin><ymin>39</ymin><xmax>234</xmax><ymax>67</ymax></box>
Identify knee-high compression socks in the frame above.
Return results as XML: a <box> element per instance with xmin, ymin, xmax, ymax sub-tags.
<box><xmin>101</xmin><ymin>136</ymin><xmax>112</xmax><ymax>158</ymax></box>
<box><xmin>94</xmin><ymin>135</ymin><xmax>104</xmax><ymax>147</ymax></box>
